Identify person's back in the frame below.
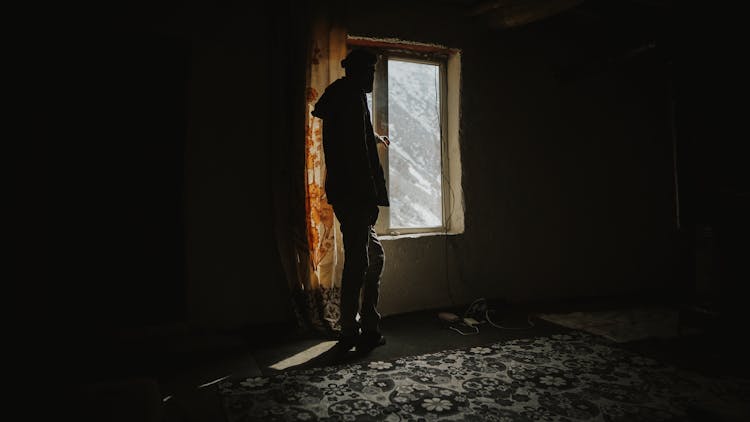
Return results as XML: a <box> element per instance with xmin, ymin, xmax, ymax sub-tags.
<box><xmin>312</xmin><ymin>48</ymin><xmax>389</xmax><ymax>355</ymax></box>
<box><xmin>312</xmin><ymin>76</ymin><xmax>386</xmax><ymax>208</ymax></box>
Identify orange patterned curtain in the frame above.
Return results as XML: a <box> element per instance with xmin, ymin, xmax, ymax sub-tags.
<box><xmin>297</xmin><ymin>4</ymin><xmax>347</xmax><ymax>334</ymax></box>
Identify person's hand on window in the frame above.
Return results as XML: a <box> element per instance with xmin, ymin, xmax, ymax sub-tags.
<box><xmin>377</xmin><ymin>135</ymin><xmax>390</xmax><ymax>149</ymax></box>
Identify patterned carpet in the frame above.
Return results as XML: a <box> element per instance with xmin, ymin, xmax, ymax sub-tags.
<box><xmin>218</xmin><ymin>332</ymin><xmax>748</xmax><ymax>421</ymax></box>
<box><xmin>537</xmin><ymin>308</ymin><xmax>682</xmax><ymax>343</ymax></box>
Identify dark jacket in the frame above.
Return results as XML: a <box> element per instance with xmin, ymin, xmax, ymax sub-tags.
<box><xmin>311</xmin><ymin>77</ymin><xmax>389</xmax><ymax>208</ymax></box>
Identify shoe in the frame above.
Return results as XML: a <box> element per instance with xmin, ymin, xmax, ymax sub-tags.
<box><xmin>356</xmin><ymin>331</ymin><xmax>386</xmax><ymax>353</ymax></box>
<box><xmin>332</xmin><ymin>335</ymin><xmax>359</xmax><ymax>355</ymax></box>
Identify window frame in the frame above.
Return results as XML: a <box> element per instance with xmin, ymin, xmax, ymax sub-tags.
<box><xmin>360</xmin><ymin>47</ymin><xmax>451</xmax><ymax>236</ymax></box>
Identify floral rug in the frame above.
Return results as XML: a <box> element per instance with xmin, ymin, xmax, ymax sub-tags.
<box><xmin>537</xmin><ymin>308</ymin><xmax>682</xmax><ymax>343</ymax></box>
<box><xmin>218</xmin><ymin>332</ymin><xmax>748</xmax><ymax>421</ymax></box>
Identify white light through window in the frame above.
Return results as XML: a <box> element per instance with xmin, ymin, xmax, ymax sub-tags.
<box><xmin>387</xmin><ymin>59</ymin><xmax>443</xmax><ymax>228</ymax></box>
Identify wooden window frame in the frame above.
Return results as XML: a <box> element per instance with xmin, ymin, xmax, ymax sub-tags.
<box><xmin>348</xmin><ymin>37</ymin><xmax>464</xmax><ymax>237</ymax></box>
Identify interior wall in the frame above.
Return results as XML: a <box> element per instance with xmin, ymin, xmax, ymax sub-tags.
<box><xmin>53</xmin><ymin>18</ymin><xmax>194</xmax><ymax>333</ymax></box>
<box><xmin>53</xmin><ymin>0</ymin><xmax>682</xmax><ymax>336</ymax></box>
<box><xmin>55</xmin><ymin>2</ymin><xmax>293</xmax><ymax>334</ymax></box>
<box><xmin>178</xmin><ymin>3</ymin><xmax>291</xmax><ymax>329</ymax></box>
<box><xmin>347</xmin><ymin>0</ymin><xmax>679</xmax><ymax>315</ymax></box>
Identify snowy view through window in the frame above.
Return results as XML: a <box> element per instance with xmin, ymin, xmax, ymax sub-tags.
<box><xmin>368</xmin><ymin>59</ymin><xmax>443</xmax><ymax>229</ymax></box>
<box><xmin>388</xmin><ymin>60</ymin><xmax>443</xmax><ymax>228</ymax></box>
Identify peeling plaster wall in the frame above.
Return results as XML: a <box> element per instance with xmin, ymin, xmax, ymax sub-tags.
<box><xmin>348</xmin><ymin>1</ymin><xmax>679</xmax><ymax>315</ymax></box>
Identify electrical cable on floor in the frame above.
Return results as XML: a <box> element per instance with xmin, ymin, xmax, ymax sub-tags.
<box><xmin>449</xmin><ymin>297</ymin><xmax>535</xmax><ymax>333</ymax></box>
<box><xmin>439</xmin><ymin>311</ymin><xmax>479</xmax><ymax>335</ymax></box>
<box><xmin>448</xmin><ymin>323</ymin><xmax>480</xmax><ymax>336</ymax></box>
<box><xmin>463</xmin><ymin>298</ymin><xmax>487</xmax><ymax>320</ymax></box>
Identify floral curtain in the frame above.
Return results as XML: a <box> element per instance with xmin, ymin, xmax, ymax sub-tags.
<box><xmin>293</xmin><ymin>3</ymin><xmax>347</xmax><ymax>335</ymax></box>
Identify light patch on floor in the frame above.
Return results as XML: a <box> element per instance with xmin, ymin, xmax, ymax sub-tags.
<box><xmin>269</xmin><ymin>341</ymin><xmax>337</xmax><ymax>370</ymax></box>
<box><xmin>198</xmin><ymin>375</ymin><xmax>232</xmax><ymax>389</ymax></box>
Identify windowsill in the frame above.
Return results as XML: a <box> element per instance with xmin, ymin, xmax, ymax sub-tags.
<box><xmin>379</xmin><ymin>231</ymin><xmax>462</xmax><ymax>240</ymax></box>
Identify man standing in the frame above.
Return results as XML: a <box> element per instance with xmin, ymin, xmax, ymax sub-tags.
<box><xmin>312</xmin><ymin>48</ymin><xmax>390</xmax><ymax>354</ymax></box>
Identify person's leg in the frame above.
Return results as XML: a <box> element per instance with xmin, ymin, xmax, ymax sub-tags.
<box><xmin>335</xmin><ymin>206</ymin><xmax>370</xmax><ymax>342</ymax></box>
<box><xmin>360</xmin><ymin>225</ymin><xmax>384</xmax><ymax>335</ymax></box>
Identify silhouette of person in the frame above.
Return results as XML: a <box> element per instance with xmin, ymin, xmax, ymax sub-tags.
<box><xmin>312</xmin><ymin>48</ymin><xmax>390</xmax><ymax>354</ymax></box>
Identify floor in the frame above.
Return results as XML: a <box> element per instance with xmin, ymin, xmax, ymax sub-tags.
<box><xmin>76</xmin><ymin>296</ymin><xmax>750</xmax><ymax>421</ymax></box>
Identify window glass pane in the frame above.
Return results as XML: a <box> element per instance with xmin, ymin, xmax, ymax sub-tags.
<box><xmin>388</xmin><ymin>59</ymin><xmax>442</xmax><ymax>228</ymax></box>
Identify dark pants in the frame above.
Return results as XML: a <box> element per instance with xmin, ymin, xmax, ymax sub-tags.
<box><xmin>334</xmin><ymin>205</ymin><xmax>385</xmax><ymax>338</ymax></box>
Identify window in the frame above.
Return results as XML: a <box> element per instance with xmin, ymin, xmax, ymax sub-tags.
<box><xmin>352</xmin><ymin>38</ymin><xmax>464</xmax><ymax>236</ymax></box>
